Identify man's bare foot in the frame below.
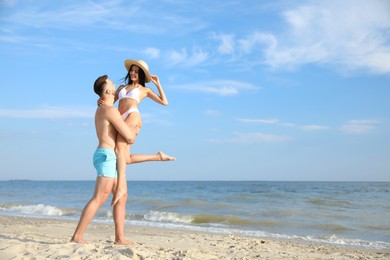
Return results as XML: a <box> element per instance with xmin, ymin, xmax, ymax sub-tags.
<box><xmin>158</xmin><ymin>151</ymin><xmax>176</xmax><ymax>161</ymax></box>
<box><xmin>111</xmin><ymin>188</ymin><xmax>126</xmax><ymax>206</ymax></box>
<box><xmin>70</xmin><ymin>237</ymin><xmax>88</xmax><ymax>244</ymax></box>
<box><xmin>114</xmin><ymin>239</ymin><xmax>142</xmax><ymax>246</ymax></box>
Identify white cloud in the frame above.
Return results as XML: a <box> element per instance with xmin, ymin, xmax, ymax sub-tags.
<box><xmin>2</xmin><ymin>1</ymin><xmax>129</xmax><ymax>29</ymax></box>
<box><xmin>186</xmin><ymin>48</ymin><xmax>209</xmax><ymax>66</ymax></box>
<box><xmin>166</xmin><ymin>48</ymin><xmax>187</xmax><ymax>65</ymax></box>
<box><xmin>239</xmin><ymin>32</ymin><xmax>276</xmax><ymax>55</ymax></box>
<box><xmin>143</xmin><ymin>47</ymin><xmax>160</xmax><ymax>59</ymax></box>
<box><xmin>263</xmin><ymin>0</ymin><xmax>390</xmax><ymax>74</ymax></box>
<box><xmin>238</xmin><ymin>117</ymin><xmax>330</xmax><ymax>131</ymax></box>
<box><xmin>0</xmin><ymin>106</ymin><xmax>95</xmax><ymax>119</ymax></box>
<box><xmin>166</xmin><ymin>47</ymin><xmax>209</xmax><ymax>67</ymax></box>
<box><xmin>209</xmin><ymin>132</ymin><xmax>290</xmax><ymax>144</ymax></box>
<box><xmin>211</xmin><ymin>32</ymin><xmax>235</xmax><ymax>55</ymax></box>
<box><xmin>211</xmin><ymin>0</ymin><xmax>390</xmax><ymax>74</ymax></box>
<box><xmin>0</xmin><ymin>34</ymin><xmax>31</xmax><ymax>44</ymax></box>
<box><xmin>238</xmin><ymin>118</ymin><xmax>279</xmax><ymax>124</ymax></box>
<box><xmin>340</xmin><ymin>119</ymin><xmax>379</xmax><ymax>134</ymax></box>
<box><xmin>0</xmin><ymin>0</ymin><xmax>21</xmax><ymax>7</ymax></box>
<box><xmin>171</xmin><ymin>80</ymin><xmax>258</xmax><ymax>96</ymax></box>
<box><xmin>3</xmin><ymin>0</ymin><xmax>389</xmax><ymax>75</ymax></box>
<box><xmin>300</xmin><ymin>125</ymin><xmax>329</xmax><ymax>131</ymax></box>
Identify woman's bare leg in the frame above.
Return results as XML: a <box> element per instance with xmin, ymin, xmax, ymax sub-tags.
<box><xmin>112</xmin><ymin>181</ymin><xmax>139</xmax><ymax>245</ymax></box>
<box><xmin>112</xmin><ymin>113</ymin><xmax>175</xmax><ymax>206</ymax></box>
<box><xmin>112</xmin><ymin>149</ymin><xmax>175</xmax><ymax>206</ymax></box>
<box><xmin>112</xmin><ymin>134</ymin><xmax>130</xmax><ymax>206</ymax></box>
<box><xmin>126</xmin><ymin>151</ymin><xmax>176</xmax><ymax>164</ymax></box>
<box><xmin>112</xmin><ymin>113</ymin><xmax>140</xmax><ymax>206</ymax></box>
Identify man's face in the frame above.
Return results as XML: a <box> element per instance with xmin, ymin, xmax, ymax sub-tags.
<box><xmin>105</xmin><ymin>79</ymin><xmax>116</xmax><ymax>95</ymax></box>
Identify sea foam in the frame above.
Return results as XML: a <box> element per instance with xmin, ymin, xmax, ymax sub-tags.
<box><xmin>0</xmin><ymin>204</ymin><xmax>63</xmax><ymax>216</ymax></box>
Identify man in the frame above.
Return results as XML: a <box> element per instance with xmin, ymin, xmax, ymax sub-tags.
<box><xmin>70</xmin><ymin>75</ymin><xmax>137</xmax><ymax>245</ymax></box>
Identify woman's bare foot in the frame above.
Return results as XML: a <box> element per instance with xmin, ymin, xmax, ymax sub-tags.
<box><xmin>157</xmin><ymin>151</ymin><xmax>176</xmax><ymax>161</ymax></box>
<box><xmin>114</xmin><ymin>239</ymin><xmax>142</xmax><ymax>246</ymax></box>
<box><xmin>111</xmin><ymin>188</ymin><xmax>126</xmax><ymax>206</ymax></box>
<box><xmin>111</xmin><ymin>176</ymin><xmax>127</xmax><ymax>206</ymax></box>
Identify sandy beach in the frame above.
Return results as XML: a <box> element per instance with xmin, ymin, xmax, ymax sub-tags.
<box><xmin>0</xmin><ymin>216</ymin><xmax>388</xmax><ymax>259</ymax></box>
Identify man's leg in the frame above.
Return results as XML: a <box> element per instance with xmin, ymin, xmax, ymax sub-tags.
<box><xmin>70</xmin><ymin>177</ymin><xmax>114</xmax><ymax>243</ymax></box>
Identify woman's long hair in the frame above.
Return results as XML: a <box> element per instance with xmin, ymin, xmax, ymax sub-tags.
<box><xmin>123</xmin><ymin>65</ymin><xmax>146</xmax><ymax>86</ymax></box>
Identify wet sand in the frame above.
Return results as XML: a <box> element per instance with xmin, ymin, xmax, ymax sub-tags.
<box><xmin>0</xmin><ymin>216</ymin><xmax>388</xmax><ymax>259</ymax></box>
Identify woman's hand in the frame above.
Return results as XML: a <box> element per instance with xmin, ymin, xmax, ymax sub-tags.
<box><xmin>97</xmin><ymin>97</ymin><xmax>105</xmax><ymax>106</ymax></box>
<box><xmin>150</xmin><ymin>75</ymin><xmax>160</xmax><ymax>86</ymax></box>
<box><xmin>148</xmin><ymin>74</ymin><xmax>168</xmax><ymax>105</ymax></box>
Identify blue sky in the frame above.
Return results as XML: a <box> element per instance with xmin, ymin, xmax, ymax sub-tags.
<box><xmin>0</xmin><ymin>0</ymin><xmax>389</xmax><ymax>181</ymax></box>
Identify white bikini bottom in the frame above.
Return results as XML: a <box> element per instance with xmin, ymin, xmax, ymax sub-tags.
<box><xmin>121</xmin><ymin>107</ymin><xmax>139</xmax><ymax>120</ymax></box>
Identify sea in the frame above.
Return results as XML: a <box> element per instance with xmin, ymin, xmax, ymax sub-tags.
<box><xmin>0</xmin><ymin>180</ymin><xmax>389</xmax><ymax>250</ymax></box>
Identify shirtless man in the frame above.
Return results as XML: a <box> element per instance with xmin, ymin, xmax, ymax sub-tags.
<box><xmin>70</xmin><ymin>75</ymin><xmax>138</xmax><ymax>245</ymax></box>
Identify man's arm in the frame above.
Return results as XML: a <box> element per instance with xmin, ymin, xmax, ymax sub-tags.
<box><xmin>106</xmin><ymin>106</ymin><xmax>135</xmax><ymax>144</ymax></box>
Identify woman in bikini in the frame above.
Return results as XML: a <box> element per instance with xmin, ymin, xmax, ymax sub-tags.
<box><xmin>112</xmin><ymin>59</ymin><xmax>175</xmax><ymax>205</ymax></box>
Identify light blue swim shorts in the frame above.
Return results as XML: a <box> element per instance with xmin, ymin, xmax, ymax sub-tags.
<box><xmin>93</xmin><ymin>148</ymin><xmax>117</xmax><ymax>178</ymax></box>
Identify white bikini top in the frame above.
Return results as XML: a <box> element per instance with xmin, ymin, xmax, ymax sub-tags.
<box><xmin>118</xmin><ymin>86</ymin><xmax>140</xmax><ymax>103</ymax></box>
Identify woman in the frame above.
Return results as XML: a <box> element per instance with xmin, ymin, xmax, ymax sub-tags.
<box><xmin>112</xmin><ymin>59</ymin><xmax>175</xmax><ymax>205</ymax></box>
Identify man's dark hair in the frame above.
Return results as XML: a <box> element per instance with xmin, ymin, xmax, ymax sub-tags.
<box><xmin>94</xmin><ymin>75</ymin><xmax>108</xmax><ymax>97</ymax></box>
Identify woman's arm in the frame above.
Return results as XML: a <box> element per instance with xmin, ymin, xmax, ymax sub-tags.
<box><xmin>147</xmin><ymin>75</ymin><xmax>168</xmax><ymax>106</ymax></box>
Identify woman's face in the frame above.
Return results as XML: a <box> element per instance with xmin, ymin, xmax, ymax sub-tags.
<box><xmin>130</xmin><ymin>65</ymin><xmax>140</xmax><ymax>83</ymax></box>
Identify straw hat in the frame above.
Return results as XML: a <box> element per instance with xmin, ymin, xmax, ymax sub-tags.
<box><xmin>124</xmin><ymin>59</ymin><xmax>151</xmax><ymax>83</ymax></box>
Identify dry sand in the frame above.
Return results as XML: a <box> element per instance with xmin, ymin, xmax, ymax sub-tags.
<box><xmin>0</xmin><ymin>216</ymin><xmax>388</xmax><ymax>259</ymax></box>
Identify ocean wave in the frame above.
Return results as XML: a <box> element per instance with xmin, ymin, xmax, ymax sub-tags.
<box><xmin>0</xmin><ymin>203</ymin><xmax>64</xmax><ymax>216</ymax></box>
<box><xmin>192</xmin><ymin>214</ymin><xmax>258</xmax><ymax>226</ymax></box>
<box><xmin>124</xmin><ymin>219</ymin><xmax>390</xmax><ymax>250</ymax></box>
<box><xmin>308</xmin><ymin>197</ymin><xmax>352</xmax><ymax>207</ymax></box>
<box><xmin>1</xmin><ymin>204</ymin><xmax>388</xmax><ymax>250</ymax></box>
<box><xmin>302</xmin><ymin>234</ymin><xmax>390</xmax><ymax>250</ymax></box>
<box><xmin>144</xmin><ymin>211</ymin><xmax>193</xmax><ymax>224</ymax></box>
<box><xmin>141</xmin><ymin>210</ymin><xmax>262</xmax><ymax>227</ymax></box>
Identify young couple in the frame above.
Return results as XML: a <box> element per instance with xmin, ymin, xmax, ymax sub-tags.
<box><xmin>70</xmin><ymin>59</ymin><xmax>175</xmax><ymax>245</ymax></box>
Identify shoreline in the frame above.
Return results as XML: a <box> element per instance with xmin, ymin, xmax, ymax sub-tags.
<box><xmin>1</xmin><ymin>216</ymin><xmax>389</xmax><ymax>259</ymax></box>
